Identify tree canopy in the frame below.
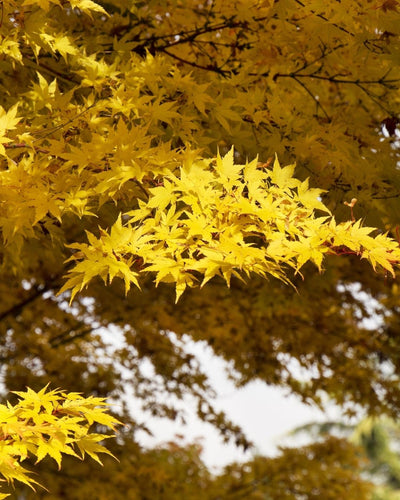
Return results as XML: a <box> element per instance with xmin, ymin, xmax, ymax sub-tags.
<box><xmin>1</xmin><ymin>0</ymin><xmax>400</xmax><ymax>497</ymax></box>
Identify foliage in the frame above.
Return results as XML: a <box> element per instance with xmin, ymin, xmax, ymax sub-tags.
<box><xmin>61</xmin><ymin>151</ymin><xmax>400</xmax><ymax>302</ymax></box>
<box><xmin>1</xmin><ymin>0</ymin><xmax>400</xmax><ymax>496</ymax></box>
<box><xmin>10</xmin><ymin>434</ymin><xmax>372</xmax><ymax>500</ymax></box>
<box><xmin>0</xmin><ymin>386</ymin><xmax>119</xmax><ymax>498</ymax></box>
<box><xmin>292</xmin><ymin>416</ymin><xmax>400</xmax><ymax>500</ymax></box>
<box><xmin>212</xmin><ymin>436</ymin><xmax>371</xmax><ymax>500</ymax></box>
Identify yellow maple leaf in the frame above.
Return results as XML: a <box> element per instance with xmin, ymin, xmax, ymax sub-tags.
<box><xmin>69</xmin><ymin>0</ymin><xmax>107</xmax><ymax>16</ymax></box>
<box><xmin>270</xmin><ymin>156</ymin><xmax>298</xmax><ymax>190</ymax></box>
<box><xmin>0</xmin><ymin>104</ymin><xmax>20</xmax><ymax>156</ymax></box>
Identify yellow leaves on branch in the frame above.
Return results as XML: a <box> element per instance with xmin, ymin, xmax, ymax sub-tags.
<box><xmin>0</xmin><ymin>105</ymin><xmax>20</xmax><ymax>156</ymax></box>
<box><xmin>22</xmin><ymin>0</ymin><xmax>107</xmax><ymax>16</ymax></box>
<box><xmin>61</xmin><ymin>149</ymin><xmax>400</xmax><ymax>302</ymax></box>
<box><xmin>0</xmin><ymin>386</ymin><xmax>120</xmax><ymax>498</ymax></box>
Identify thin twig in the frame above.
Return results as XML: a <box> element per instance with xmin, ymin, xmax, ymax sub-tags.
<box><xmin>133</xmin><ymin>179</ymin><xmax>150</xmax><ymax>201</ymax></box>
<box><xmin>161</xmin><ymin>47</ymin><xmax>231</xmax><ymax>75</ymax></box>
<box><xmin>22</xmin><ymin>57</ymin><xmax>78</xmax><ymax>87</ymax></box>
<box><xmin>294</xmin><ymin>0</ymin><xmax>355</xmax><ymax>38</ymax></box>
<box><xmin>293</xmin><ymin>76</ymin><xmax>331</xmax><ymax>121</ymax></box>
<box><xmin>275</xmin><ymin>73</ymin><xmax>400</xmax><ymax>86</ymax></box>
<box><xmin>33</xmin><ymin>102</ymin><xmax>97</xmax><ymax>142</ymax></box>
<box><xmin>355</xmin><ymin>83</ymin><xmax>392</xmax><ymax>115</ymax></box>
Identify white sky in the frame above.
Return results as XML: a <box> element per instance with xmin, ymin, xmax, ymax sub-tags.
<box><xmin>134</xmin><ymin>340</ymin><xmax>343</xmax><ymax>470</ymax></box>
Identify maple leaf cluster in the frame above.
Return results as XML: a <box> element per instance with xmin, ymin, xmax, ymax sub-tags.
<box><xmin>62</xmin><ymin>150</ymin><xmax>400</xmax><ymax>302</ymax></box>
<box><xmin>1</xmin><ymin>0</ymin><xmax>400</xmax><ymax>497</ymax></box>
<box><xmin>0</xmin><ymin>386</ymin><xmax>119</xmax><ymax>498</ymax></box>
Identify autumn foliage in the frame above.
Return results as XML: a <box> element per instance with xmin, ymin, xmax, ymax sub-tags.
<box><xmin>1</xmin><ymin>0</ymin><xmax>400</xmax><ymax>497</ymax></box>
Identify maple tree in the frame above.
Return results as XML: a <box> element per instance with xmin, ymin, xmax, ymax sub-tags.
<box><xmin>292</xmin><ymin>416</ymin><xmax>400</xmax><ymax>499</ymax></box>
<box><xmin>2</xmin><ymin>0</ymin><xmax>400</xmax><ymax>496</ymax></box>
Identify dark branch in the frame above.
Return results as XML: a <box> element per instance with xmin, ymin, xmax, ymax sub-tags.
<box><xmin>0</xmin><ymin>280</ymin><xmax>58</xmax><ymax>323</ymax></box>
<box><xmin>274</xmin><ymin>73</ymin><xmax>400</xmax><ymax>86</ymax></box>
<box><xmin>293</xmin><ymin>0</ymin><xmax>355</xmax><ymax>38</ymax></box>
<box><xmin>292</xmin><ymin>76</ymin><xmax>331</xmax><ymax>121</ymax></box>
<box><xmin>161</xmin><ymin>48</ymin><xmax>232</xmax><ymax>76</ymax></box>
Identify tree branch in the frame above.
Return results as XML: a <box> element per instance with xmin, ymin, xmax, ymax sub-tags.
<box><xmin>292</xmin><ymin>76</ymin><xmax>331</xmax><ymax>121</ymax></box>
<box><xmin>274</xmin><ymin>73</ymin><xmax>400</xmax><ymax>86</ymax></box>
<box><xmin>293</xmin><ymin>0</ymin><xmax>355</xmax><ymax>38</ymax></box>
<box><xmin>161</xmin><ymin>47</ymin><xmax>232</xmax><ymax>76</ymax></box>
<box><xmin>0</xmin><ymin>280</ymin><xmax>59</xmax><ymax>323</ymax></box>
